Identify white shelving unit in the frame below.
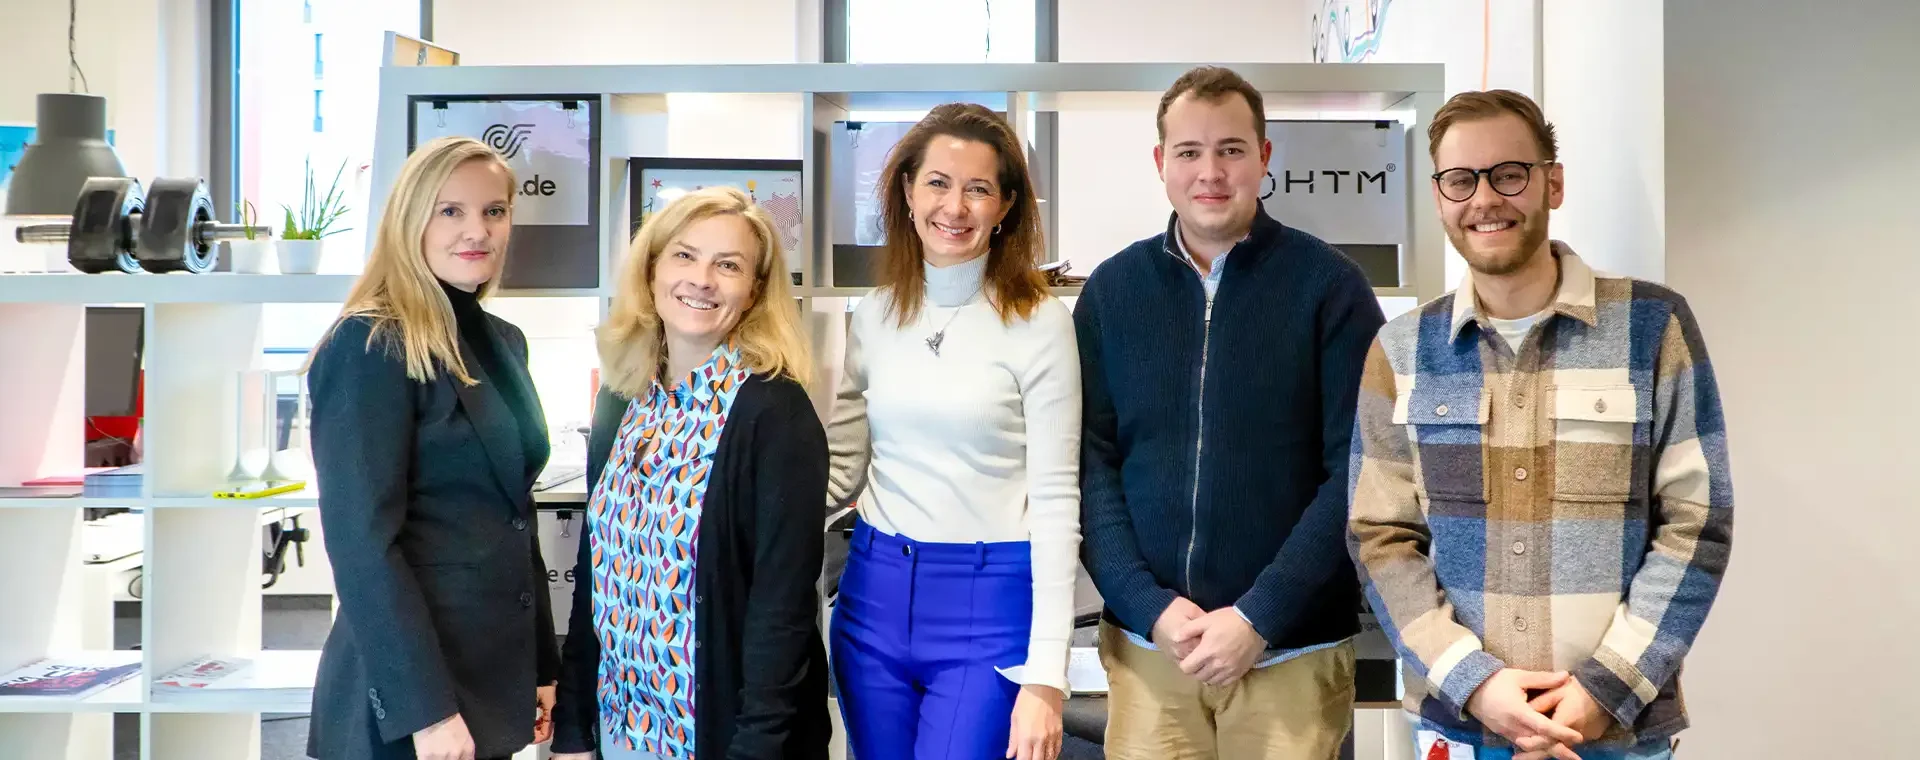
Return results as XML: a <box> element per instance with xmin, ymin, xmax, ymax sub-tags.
<box><xmin>0</xmin><ymin>60</ymin><xmax>1443</xmax><ymax>760</ymax></box>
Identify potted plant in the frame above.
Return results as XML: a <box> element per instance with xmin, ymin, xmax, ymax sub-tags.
<box><xmin>226</xmin><ymin>199</ymin><xmax>276</xmax><ymax>273</ymax></box>
<box><xmin>277</xmin><ymin>157</ymin><xmax>352</xmax><ymax>274</ymax></box>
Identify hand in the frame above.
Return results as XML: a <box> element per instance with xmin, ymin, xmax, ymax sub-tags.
<box><xmin>411</xmin><ymin>713</ymin><xmax>476</xmax><ymax>760</ymax></box>
<box><xmin>1513</xmin><ymin>679</ymin><xmax>1614</xmax><ymax>760</ymax></box>
<box><xmin>1465</xmin><ymin>669</ymin><xmax>1586</xmax><ymax>756</ymax></box>
<box><xmin>1151</xmin><ymin>597</ymin><xmax>1206</xmax><ymax>661</ymax></box>
<box><xmin>1173</xmin><ymin>608</ymin><xmax>1266</xmax><ymax>686</ymax></box>
<box><xmin>533</xmin><ymin>683</ymin><xmax>556</xmax><ymax>744</ymax></box>
<box><xmin>1005</xmin><ymin>684</ymin><xmax>1064</xmax><ymax>760</ymax></box>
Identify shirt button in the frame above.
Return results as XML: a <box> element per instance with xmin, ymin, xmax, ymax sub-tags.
<box><xmin>1434</xmin><ymin>404</ymin><xmax>1450</xmax><ymax>417</ymax></box>
<box><xmin>1514</xmin><ymin>467</ymin><xmax>1529</xmax><ymax>481</ymax></box>
<box><xmin>1511</xmin><ymin>541</ymin><xmax>1526</xmax><ymax>555</ymax></box>
<box><xmin>519</xmin><ymin>592</ymin><xmax>533</xmax><ymax>607</ymax></box>
<box><xmin>1514</xmin><ymin>617</ymin><xmax>1528</xmax><ymax>632</ymax></box>
<box><xmin>1595</xmin><ymin>398</ymin><xmax>1609</xmax><ymax>414</ymax></box>
<box><xmin>1514</xmin><ymin>394</ymin><xmax>1527</xmax><ymax>409</ymax></box>
<box><xmin>902</xmin><ymin>545</ymin><xmax>913</xmax><ymax>557</ymax></box>
<box><xmin>512</xmin><ymin>517</ymin><xmax>528</xmax><ymax>531</ymax></box>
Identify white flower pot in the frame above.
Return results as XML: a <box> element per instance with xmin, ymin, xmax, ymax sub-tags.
<box><xmin>277</xmin><ymin>239</ymin><xmax>325</xmax><ymax>274</ymax></box>
<box><xmin>227</xmin><ymin>239</ymin><xmax>277</xmax><ymax>274</ymax></box>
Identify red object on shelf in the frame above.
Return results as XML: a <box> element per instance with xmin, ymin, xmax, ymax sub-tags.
<box><xmin>86</xmin><ymin>370</ymin><xmax>143</xmax><ymax>443</ymax></box>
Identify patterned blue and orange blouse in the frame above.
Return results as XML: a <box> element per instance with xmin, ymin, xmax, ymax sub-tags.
<box><xmin>585</xmin><ymin>343</ymin><xmax>751</xmax><ymax>758</ymax></box>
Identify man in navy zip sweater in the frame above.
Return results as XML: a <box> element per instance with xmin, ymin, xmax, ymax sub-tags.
<box><xmin>1076</xmin><ymin>65</ymin><xmax>1386</xmax><ymax>758</ymax></box>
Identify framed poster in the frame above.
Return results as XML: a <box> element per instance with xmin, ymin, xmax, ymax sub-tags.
<box><xmin>628</xmin><ymin>157</ymin><xmax>805</xmax><ymax>282</ymax></box>
<box><xmin>408</xmin><ymin>95</ymin><xmax>602</xmax><ymax>290</ymax></box>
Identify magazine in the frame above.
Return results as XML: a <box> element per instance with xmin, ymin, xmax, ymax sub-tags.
<box><xmin>0</xmin><ymin>657</ymin><xmax>140</xmax><ymax>699</ymax></box>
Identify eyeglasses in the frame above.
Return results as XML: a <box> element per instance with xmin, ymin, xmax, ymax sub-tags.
<box><xmin>1431</xmin><ymin>160</ymin><xmax>1550</xmax><ymax>203</ymax></box>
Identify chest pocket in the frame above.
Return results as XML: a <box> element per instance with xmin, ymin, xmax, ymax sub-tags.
<box><xmin>1395</xmin><ymin>382</ymin><xmax>1489</xmax><ymax>503</ymax></box>
<box><xmin>1547</xmin><ymin>384</ymin><xmax>1648</xmax><ymax>502</ymax></box>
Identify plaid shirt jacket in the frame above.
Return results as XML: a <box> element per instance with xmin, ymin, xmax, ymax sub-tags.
<box><xmin>1347</xmin><ymin>244</ymin><xmax>1734</xmax><ymax>748</ymax></box>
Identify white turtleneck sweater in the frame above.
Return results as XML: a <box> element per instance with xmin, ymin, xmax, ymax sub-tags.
<box><xmin>826</xmin><ymin>253</ymin><xmax>1083</xmax><ymax>692</ymax></box>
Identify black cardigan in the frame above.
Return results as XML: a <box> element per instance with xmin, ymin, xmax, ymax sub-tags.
<box><xmin>550</xmin><ymin>373</ymin><xmax>833</xmax><ymax>759</ymax></box>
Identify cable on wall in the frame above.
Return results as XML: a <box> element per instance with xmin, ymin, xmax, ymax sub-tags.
<box><xmin>984</xmin><ymin>0</ymin><xmax>993</xmax><ymax>60</ymax></box>
<box><xmin>69</xmin><ymin>0</ymin><xmax>92</xmax><ymax>93</ymax></box>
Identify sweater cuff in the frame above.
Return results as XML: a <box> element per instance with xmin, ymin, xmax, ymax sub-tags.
<box><xmin>1117</xmin><ymin>583</ymin><xmax>1179</xmax><ymax>643</ymax></box>
<box><xmin>1012</xmin><ymin>636</ymin><xmax>1071</xmax><ymax>693</ymax></box>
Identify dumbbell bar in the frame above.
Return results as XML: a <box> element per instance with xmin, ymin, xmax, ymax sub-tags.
<box><xmin>14</xmin><ymin>176</ymin><xmax>271</xmax><ymax>274</ymax></box>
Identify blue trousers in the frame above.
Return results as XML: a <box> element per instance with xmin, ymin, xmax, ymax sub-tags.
<box><xmin>830</xmin><ymin>520</ymin><xmax>1032</xmax><ymax>760</ymax></box>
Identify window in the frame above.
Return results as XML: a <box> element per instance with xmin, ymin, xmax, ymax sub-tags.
<box><xmin>235</xmin><ymin>0</ymin><xmax>422</xmax><ymax>281</ymax></box>
<box><xmin>848</xmin><ymin>0</ymin><xmax>1036</xmax><ymax>63</ymax></box>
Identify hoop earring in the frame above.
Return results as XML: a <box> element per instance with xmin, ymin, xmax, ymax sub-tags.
<box><xmin>908</xmin><ymin>209</ymin><xmax>915</xmax><ymax>221</ymax></box>
<box><xmin>993</xmin><ymin>223</ymin><xmax>1002</xmax><ymax>234</ymax></box>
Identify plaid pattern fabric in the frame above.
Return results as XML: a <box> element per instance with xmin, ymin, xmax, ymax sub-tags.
<box><xmin>1347</xmin><ymin>243</ymin><xmax>1734</xmax><ymax>748</ymax></box>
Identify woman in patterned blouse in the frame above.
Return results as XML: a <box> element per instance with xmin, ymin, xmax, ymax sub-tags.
<box><xmin>549</xmin><ymin>186</ymin><xmax>833</xmax><ymax>760</ymax></box>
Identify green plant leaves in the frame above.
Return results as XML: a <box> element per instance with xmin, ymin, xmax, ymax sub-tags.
<box><xmin>280</xmin><ymin>156</ymin><xmax>355</xmax><ymax>240</ymax></box>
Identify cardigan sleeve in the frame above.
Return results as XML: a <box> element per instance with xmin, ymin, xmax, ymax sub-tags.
<box><xmin>549</xmin><ymin>386</ymin><xmax>627</xmax><ymax>754</ymax></box>
<box><xmin>728</xmin><ymin>383</ymin><xmax>830</xmax><ymax>760</ymax></box>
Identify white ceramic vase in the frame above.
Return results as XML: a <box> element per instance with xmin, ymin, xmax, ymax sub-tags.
<box><xmin>277</xmin><ymin>239</ymin><xmax>324</xmax><ymax>274</ymax></box>
<box><xmin>226</xmin><ymin>239</ymin><xmax>277</xmax><ymax>274</ymax></box>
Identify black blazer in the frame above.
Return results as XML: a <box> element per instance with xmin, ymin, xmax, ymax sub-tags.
<box><xmin>305</xmin><ymin>315</ymin><xmax>560</xmax><ymax>760</ymax></box>
<box><xmin>551</xmin><ymin>373</ymin><xmax>832</xmax><ymax>759</ymax></box>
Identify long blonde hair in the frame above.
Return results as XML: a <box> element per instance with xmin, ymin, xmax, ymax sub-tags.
<box><xmin>599</xmin><ymin>185</ymin><xmax>811</xmax><ymax>396</ymax></box>
<box><xmin>309</xmin><ymin>136</ymin><xmax>514</xmax><ymax>385</ymax></box>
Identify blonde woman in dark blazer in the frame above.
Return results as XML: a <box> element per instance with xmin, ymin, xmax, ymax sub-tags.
<box><xmin>305</xmin><ymin>136</ymin><xmax>560</xmax><ymax>760</ymax></box>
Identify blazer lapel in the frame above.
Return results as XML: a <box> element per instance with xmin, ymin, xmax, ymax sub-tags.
<box><xmin>451</xmin><ymin>333</ymin><xmax>528</xmax><ymax>510</ymax></box>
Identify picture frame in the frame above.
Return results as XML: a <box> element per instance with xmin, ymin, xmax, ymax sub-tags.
<box><xmin>628</xmin><ymin>157</ymin><xmax>806</xmax><ymax>284</ymax></box>
<box><xmin>407</xmin><ymin>94</ymin><xmax>603</xmax><ymax>290</ymax></box>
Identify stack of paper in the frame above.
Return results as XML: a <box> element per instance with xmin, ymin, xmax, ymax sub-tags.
<box><xmin>153</xmin><ymin>651</ymin><xmax>320</xmax><ymax>710</ymax></box>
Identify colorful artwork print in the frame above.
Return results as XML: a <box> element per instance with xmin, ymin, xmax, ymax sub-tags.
<box><xmin>630</xmin><ymin>158</ymin><xmax>805</xmax><ymax>265</ymax></box>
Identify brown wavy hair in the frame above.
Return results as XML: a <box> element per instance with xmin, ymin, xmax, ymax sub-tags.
<box><xmin>876</xmin><ymin>102</ymin><xmax>1048</xmax><ymax>327</ymax></box>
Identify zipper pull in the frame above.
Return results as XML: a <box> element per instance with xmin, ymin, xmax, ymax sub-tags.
<box><xmin>1204</xmin><ymin>296</ymin><xmax>1214</xmax><ymax>323</ymax></box>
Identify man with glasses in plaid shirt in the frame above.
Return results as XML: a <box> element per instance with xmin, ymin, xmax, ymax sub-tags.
<box><xmin>1347</xmin><ymin>90</ymin><xmax>1734</xmax><ymax>760</ymax></box>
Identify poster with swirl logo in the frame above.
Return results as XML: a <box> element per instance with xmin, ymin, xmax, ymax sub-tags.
<box><xmin>407</xmin><ymin>96</ymin><xmax>602</xmax><ymax>289</ymax></box>
<box><xmin>412</xmin><ymin>99</ymin><xmax>592</xmax><ymax>226</ymax></box>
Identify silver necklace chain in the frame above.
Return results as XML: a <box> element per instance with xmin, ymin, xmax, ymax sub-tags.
<box><xmin>925</xmin><ymin>288</ymin><xmax>982</xmax><ymax>357</ymax></box>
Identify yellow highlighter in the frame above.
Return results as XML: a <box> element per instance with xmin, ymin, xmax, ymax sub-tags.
<box><xmin>212</xmin><ymin>480</ymin><xmax>308</xmax><ymax>499</ymax></box>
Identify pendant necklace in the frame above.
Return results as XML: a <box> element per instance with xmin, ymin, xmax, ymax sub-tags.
<box><xmin>925</xmin><ymin>287</ymin><xmax>982</xmax><ymax>357</ymax></box>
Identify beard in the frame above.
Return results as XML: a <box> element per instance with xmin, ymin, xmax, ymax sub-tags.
<box><xmin>1448</xmin><ymin>207</ymin><xmax>1550</xmax><ymax>277</ymax></box>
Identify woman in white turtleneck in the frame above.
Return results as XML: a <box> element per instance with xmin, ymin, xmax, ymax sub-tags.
<box><xmin>826</xmin><ymin>102</ymin><xmax>1081</xmax><ymax>760</ymax></box>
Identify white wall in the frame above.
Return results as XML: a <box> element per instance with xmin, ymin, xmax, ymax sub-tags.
<box><xmin>1664</xmin><ymin>1</ymin><xmax>1920</xmax><ymax>755</ymax></box>
<box><xmin>1541</xmin><ymin>1</ymin><xmax>1663</xmax><ymax>282</ymax></box>
<box><xmin>1311</xmin><ymin>0</ymin><xmax>1538</xmax><ymax>95</ymax></box>
<box><xmin>1054</xmin><ymin>0</ymin><xmax>1313</xmax><ymax>273</ymax></box>
<box><xmin>0</xmin><ymin>0</ymin><xmax>204</xmax><ymax>192</ymax></box>
<box><xmin>431</xmin><ymin>0</ymin><xmax>799</xmax><ymax>65</ymax></box>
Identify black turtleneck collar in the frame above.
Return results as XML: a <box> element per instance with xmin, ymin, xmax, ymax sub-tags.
<box><xmin>441</xmin><ymin>280</ymin><xmax>483</xmax><ymax>317</ymax></box>
<box><xmin>439</xmin><ymin>278</ymin><xmax>548</xmax><ymax>483</ymax></box>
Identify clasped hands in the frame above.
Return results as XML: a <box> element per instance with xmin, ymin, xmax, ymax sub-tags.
<box><xmin>1466</xmin><ymin>668</ymin><xmax>1614</xmax><ymax>760</ymax></box>
<box><xmin>1150</xmin><ymin>597</ymin><xmax>1268</xmax><ymax>687</ymax></box>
